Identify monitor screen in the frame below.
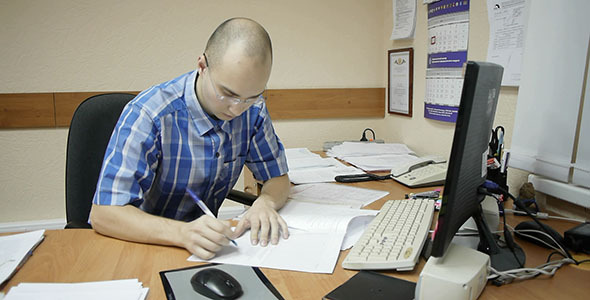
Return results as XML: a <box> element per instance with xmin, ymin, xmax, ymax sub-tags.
<box><xmin>430</xmin><ymin>61</ymin><xmax>503</xmax><ymax>258</ymax></box>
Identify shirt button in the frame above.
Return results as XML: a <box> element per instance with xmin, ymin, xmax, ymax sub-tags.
<box><xmin>215</xmin><ymin>152</ymin><xmax>220</xmax><ymax>158</ymax></box>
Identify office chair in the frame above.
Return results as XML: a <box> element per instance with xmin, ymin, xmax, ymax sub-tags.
<box><xmin>65</xmin><ymin>93</ymin><xmax>257</xmax><ymax>229</ymax></box>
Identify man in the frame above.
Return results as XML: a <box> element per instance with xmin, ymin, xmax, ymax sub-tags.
<box><xmin>90</xmin><ymin>18</ymin><xmax>290</xmax><ymax>260</ymax></box>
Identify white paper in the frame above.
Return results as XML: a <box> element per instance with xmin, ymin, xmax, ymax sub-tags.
<box><xmin>342</xmin><ymin>154</ymin><xmax>421</xmax><ymax>172</ymax></box>
<box><xmin>285</xmin><ymin>148</ymin><xmax>320</xmax><ymax>161</ymax></box>
<box><xmin>285</xmin><ymin>147</ymin><xmax>365</xmax><ymax>185</ymax></box>
<box><xmin>288</xmin><ymin>165</ymin><xmax>363</xmax><ymax>185</ymax></box>
<box><xmin>188</xmin><ymin>201</ymin><xmax>378</xmax><ymax>273</ymax></box>
<box><xmin>0</xmin><ymin>230</ymin><xmax>45</xmax><ymax>286</ymax></box>
<box><xmin>486</xmin><ymin>0</ymin><xmax>527</xmax><ymax>86</ymax></box>
<box><xmin>327</xmin><ymin>142</ymin><xmax>415</xmax><ymax>158</ymax></box>
<box><xmin>341</xmin><ymin>216</ymin><xmax>376</xmax><ymax>250</ymax></box>
<box><xmin>390</xmin><ymin>0</ymin><xmax>417</xmax><ymax>40</ymax></box>
<box><xmin>4</xmin><ymin>279</ymin><xmax>148</xmax><ymax>300</ymax></box>
<box><xmin>288</xmin><ymin>157</ymin><xmax>341</xmax><ymax>170</ymax></box>
<box><xmin>289</xmin><ymin>183</ymin><xmax>388</xmax><ymax>208</ymax></box>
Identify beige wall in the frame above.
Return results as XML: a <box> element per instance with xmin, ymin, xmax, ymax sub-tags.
<box><xmin>0</xmin><ymin>0</ymin><xmax>387</xmax><ymax>222</ymax></box>
<box><xmin>0</xmin><ymin>0</ymin><xmax>529</xmax><ymax>223</ymax></box>
<box><xmin>382</xmin><ymin>0</ymin><xmax>529</xmax><ymax>194</ymax></box>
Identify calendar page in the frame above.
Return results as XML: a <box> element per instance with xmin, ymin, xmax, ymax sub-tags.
<box><xmin>424</xmin><ymin>0</ymin><xmax>470</xmax><ymax>122</ymax></box>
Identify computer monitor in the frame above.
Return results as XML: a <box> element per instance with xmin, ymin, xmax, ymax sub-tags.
<box><xmin>430</xmin><ymin>61</ymin><xmax>524</xmax><ymax>271</ymax></box>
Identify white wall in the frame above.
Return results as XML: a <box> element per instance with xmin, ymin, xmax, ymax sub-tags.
<box><xmin>0</xmin><ymin>0</ymin><xmax>387</xmax><ymax>222</ymax></box>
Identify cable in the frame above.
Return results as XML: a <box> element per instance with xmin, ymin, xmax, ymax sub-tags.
<box><xmin>480</xmin><ymin>180</ymin><xmax>575</xmax><ymax>260</ymax></box>
<box><xmin>507</xmin><ymin>224</ymin><xmax>569</xmax><ymax>258</ymax></box>
<box><xmin>472</xmin><ymin>190</ymin><xmax>524</xmax><ymax>268</ymax></box>
<box><xmin>360</xmin><ymin>128</ymin><xmax>376</xmax><ymax>141</ymax></box>
<box><xmin>487</xmin><ymin>258</ymin><xmax>575</xmax><ymax>285</ymax></box>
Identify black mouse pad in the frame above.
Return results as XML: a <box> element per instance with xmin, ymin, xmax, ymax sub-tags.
<box><xmin>160</xmin><ymin>263</ymin><xmax>284</xmax><ymax>300</ymax></box>
<box><xmin>323</xmin><ymin>271</ymin><xmax>416</xmax><ymax>300</ymax></box>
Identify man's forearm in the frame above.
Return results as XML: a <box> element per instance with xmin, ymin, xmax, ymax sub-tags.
<box><xmin>257</xmin><ymin>174</ymin><xmax>290</xmax><ymax>209</ymax></box>
<box><xmin>90</xmin><ymin>204</ymin><xmax>184</xmax><ymax>247</ymax></box>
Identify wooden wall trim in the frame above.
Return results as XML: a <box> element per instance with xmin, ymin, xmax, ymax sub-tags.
<box><xmin>266</xmin><ymin>88</ymin><xmax>385</xmax><ymax>120</ymax></box>
<box><xmin>0</xmin><ymin>93</ymin><xmax>56</xmax><ymax>128</ymax></box>
<box><xmin>0</xmin><ymin>88</ymin><xmax>384</xmax><ymax>129</ymax></box>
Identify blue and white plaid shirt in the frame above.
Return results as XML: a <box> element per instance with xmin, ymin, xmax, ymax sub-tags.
<box><xmin>93</xmin><ymin>70</ymin><xmax>288</xmax><ymax>221</ymax></box>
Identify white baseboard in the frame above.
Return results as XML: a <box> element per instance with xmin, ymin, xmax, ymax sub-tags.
<box><xmin>0</xmin><ymin>218</ymin><xmax>66</xmax><ymax>233</ymax></box>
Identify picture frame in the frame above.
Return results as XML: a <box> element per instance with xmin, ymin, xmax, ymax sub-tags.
<box><xmin>388</xmin><ymin>48</ymin><xmax>413</xmax><ymax>116</ymax></box>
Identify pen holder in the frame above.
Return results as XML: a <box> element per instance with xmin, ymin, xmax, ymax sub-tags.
<box><xmin>486</xmin><ymin>156</ymin><xmax>508</xmax><ymax>204</ymax></box>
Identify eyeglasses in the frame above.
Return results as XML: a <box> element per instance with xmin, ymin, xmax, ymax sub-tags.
<box><xmin>203</xmin><ymin>54</ymin><xmax>266</xmax><ymax>106</ymax></box>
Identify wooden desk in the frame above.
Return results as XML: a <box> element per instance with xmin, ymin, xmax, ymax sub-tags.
<box><xmin>2</xmin><ymin>180</ymin><xmax>589</xmax><ymax>299</ymax></box>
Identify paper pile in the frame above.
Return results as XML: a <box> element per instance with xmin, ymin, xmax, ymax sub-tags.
<box><xmin>0</xmin><ymin>230</ymin><xmax>45</xmax><ymax>286</ymax></box>
<box><xmin>289</xmin><ymin>183</ymin><xmax>388</xmax><ymax>208</ymax></box>
<box><xmin>4</xmin><ymin>279</ymin><xmax>149</xmax><ymax>300</ymax></box>
<box><xmin>285</xmin><ymin>148</ymin><xmax>363</xmax><ymax>184</ymax></box>
<box><xmin>327</xmin><ymin>142</ymin><xmax>420</xmax><ymax>171</ymax></box>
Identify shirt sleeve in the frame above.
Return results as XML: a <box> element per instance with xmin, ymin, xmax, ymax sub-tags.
<box><xmin>93</xmin><ymin>102</ymin><xmax>161</xmax><ymax>207</ymax></box>
<box><xmin>245</xmin><ymin>103</ymin><xmax>289</xmax><ymax>181</ymax></box>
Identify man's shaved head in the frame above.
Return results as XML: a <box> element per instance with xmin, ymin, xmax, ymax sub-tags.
<box><xmin>204</xmin><ymin>17</ymin><xmax>273</xmax><ymax>69</ymax></box>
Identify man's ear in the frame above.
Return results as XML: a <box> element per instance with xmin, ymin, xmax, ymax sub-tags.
<box><xmin>196</xmin><ymin>55</ymin><xmax>207</xmax><ymax>73</ymax></box>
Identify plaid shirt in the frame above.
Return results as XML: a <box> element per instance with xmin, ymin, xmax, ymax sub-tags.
<box><xmin>93</xmin><ymin>70</ymin><xmax>288</xmax><ymax>221</ymax></box>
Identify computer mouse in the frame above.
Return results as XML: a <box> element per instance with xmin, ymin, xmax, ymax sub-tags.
<box><xmin>514</xmin><ymin>220</ymin><xmax>566</xmax><ymax>250</ymax></box>
<box><xmin>190</xmin><ymin>268</ymin><xmax>243</xmax><ymax>300</ymax></box>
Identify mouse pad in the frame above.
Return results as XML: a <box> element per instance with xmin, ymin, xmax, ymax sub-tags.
<box><xmin>323</xmin><ymin>271</ymin><xmax>416</xmax><ymax>300</ymax></box>
<box><xmin>160</xmin><ymin>263</ymin><xmax>284</xmax><ymax>300</ymax></box>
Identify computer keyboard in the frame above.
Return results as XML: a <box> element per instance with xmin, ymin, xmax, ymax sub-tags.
<box><xmin>342</xmin><ymin>199</ymin><xmax>435</xmax><ymax>271</ymax></box>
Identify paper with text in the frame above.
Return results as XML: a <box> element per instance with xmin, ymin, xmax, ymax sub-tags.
<box><xmin>188</xmin><ymin>201</ymin><xmax>378</xmax><ymax>273</ymax></box>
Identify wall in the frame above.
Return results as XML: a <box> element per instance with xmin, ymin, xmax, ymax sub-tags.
<box><xmin>383</xmin><ymin>0</ymin><xmax>530</xmax><ymax>196</ymax></box>
<box><xmin>0</xmin><ymin>0</ymin><xmax>387</xmax><ymax>222</ymax></box>
<box><xmin>0</xmin><ymin>1</ymin><xmax>542</xmax><ymax>224</ymax></box>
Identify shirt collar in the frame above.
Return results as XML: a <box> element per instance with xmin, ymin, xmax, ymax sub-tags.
<box><xmin>185</xmin><ymin>70</ymin><xmax>230</xmax><ymax>136</ymax></box>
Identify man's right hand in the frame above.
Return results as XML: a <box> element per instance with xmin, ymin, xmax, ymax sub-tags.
<box><xmin>179</xmin><ymin>215</ymin><xmax>235</xmax><ymax>260</ymax></box>
<box><xmin>90</xmin><ymin>204</ymin><xmax>235</xmax><ymax>260</ymax></box>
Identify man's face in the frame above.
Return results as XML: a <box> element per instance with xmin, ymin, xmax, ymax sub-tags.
<box><xmin>198</xmin><ymin>47</ymin><xmax>271</xmax><ymax>121</ymax></box>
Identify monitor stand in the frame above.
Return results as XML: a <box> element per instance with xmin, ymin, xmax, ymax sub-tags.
<box><xmin>473</xmin><ymin>207</ymin><xmax>526</xmax><ymax>271</ymax></box>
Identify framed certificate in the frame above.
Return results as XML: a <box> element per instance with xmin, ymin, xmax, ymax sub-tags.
<box><xmin>388</xmin><ymin>48</ymin><xmax>413</xmax><ymax>116</ymax></box>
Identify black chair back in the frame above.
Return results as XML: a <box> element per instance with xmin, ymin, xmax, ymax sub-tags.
<box><xmin>65</xmin><ymin>93</ymin><xmax>135</xmax><ymax>228</ymax></box>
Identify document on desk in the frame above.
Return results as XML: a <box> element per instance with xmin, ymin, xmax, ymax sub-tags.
<box><xmin>188</xmin><ymin>201</ymin><xmax>378</xmax><ymax>273</ymax></box>
<box><xmin>0</xmin><ymin>230</ymin><xmax>45</xmax><ymax>286</ymax></box>
<box><xmin>289</xmin><ymin>183</ymin><xmax>388</xmax><ymax>208</ymax></box>
<box><xmin>327</xmin><ymin>142</ymin><xmax>415</xmax><ymax>158</ymax></box>
<box><xmin>342</xmin><ymin>154</ymin><xmax>421</xmax><ymax>172</ymax></box>
<box><xmin>289</xmin><ymin>164</ymin><xmax>364</xmax><ymax>185</ymax></box>
<box><xmin>3</xmin><ymin>279</ymin><xmax>149</xmax><ymax>300</ymax></box>
<box><xmin>285</xmin><ymin>147</ymin><xmax>365</xmax><ymax>184</ymax></box>
<box><xmin>326</xmin><ymin>142</ymin><xmax>419</xmax><ymax>172</ymax></box>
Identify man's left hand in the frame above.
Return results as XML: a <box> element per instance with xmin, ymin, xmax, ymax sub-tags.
<box><xmin>232</xmin><ymin>196</ymin><xmax>289</xmax><ymax>246</ymax></box>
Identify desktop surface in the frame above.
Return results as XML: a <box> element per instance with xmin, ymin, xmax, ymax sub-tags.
<box><xmin>2</xmin><ymin>180</ymin><xmax>589</xmax><ymax>299</ymax></box>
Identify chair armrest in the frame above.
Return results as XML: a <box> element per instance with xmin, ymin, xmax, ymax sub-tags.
<box><xmin>227</xmin><ymin>189</ymin><xmax>257</xmax><ymax>206</ymax></box>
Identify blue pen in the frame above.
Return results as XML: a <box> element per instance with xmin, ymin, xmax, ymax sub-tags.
<box><xmin>187</xmin><ymin>188</ymin><xmax>238</xmax><ymax>246</ymax></box>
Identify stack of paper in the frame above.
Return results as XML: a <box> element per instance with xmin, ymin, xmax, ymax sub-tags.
<box><xmin>327</xmin><ymin>142</ymin><xmax>420</xmax><ymax>171</ymax></box>
<box><xmin>4</xmin><ymin>279</ymin><xmax>149</xmax><ymax>300</ymax></box>
<box><xmin>188</xmin><ymin>201</ymin><xmax>379</xmax><ymax>274</ymax></box>
<box><xmin>285</xmin><ymin>148</ymin><xmax>363</xmax><ymax>184</ymax></box>
<box><xmin>289</xmin><ymin>183</ymin><xmax>388</xmax><ymax>208</ymax></box>
<box><xmin>0</xmin><ymin>230</ymin><xmax>45</xmax><ymax>286</ymax></box>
